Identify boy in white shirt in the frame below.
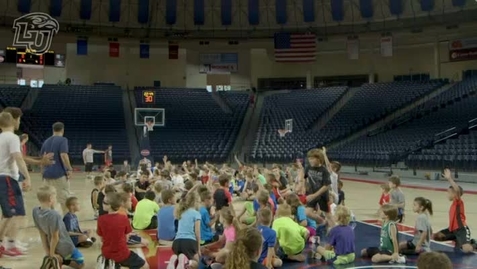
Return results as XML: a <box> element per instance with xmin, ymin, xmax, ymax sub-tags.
<box><xmin>0</xmin><ymin>112</ymin><xmax>31</xmax><ymax>257</ymax></box>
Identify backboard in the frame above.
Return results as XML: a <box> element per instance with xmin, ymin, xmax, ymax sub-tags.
<box><xmin>285</xmin><ymin>119</ymin><xmax>293</xmax><ymax>133</ymax></box>
<box><xmin>134</xmin><ymin>108</ymin><xmax>165</xmax><ymax>127</ymax></box>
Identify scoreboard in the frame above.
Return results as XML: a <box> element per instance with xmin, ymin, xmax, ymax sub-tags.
<box><xmin>2</xmin><ymin>47</ymin><xmax>65</xmax><ymax>67</ymax></box>
<box><xmin>142</xmin><ymin>90</ymin><xmax>155</xmax><ymax>104</ymax></box>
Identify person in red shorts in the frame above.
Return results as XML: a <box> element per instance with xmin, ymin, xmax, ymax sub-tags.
<box><xmin>104</xmin><ymin>145</ymin><xmax>113</xmax><ymax>167</ymax></box>
<box><xmin>433</xmin><ymin>169</ymin><xmax>476</xmax><ymax>253</ymax></box>
<box><xmin>97</xmin><ymin>192</ymin><xmax>145</xmax><ymax>268</ymax></box>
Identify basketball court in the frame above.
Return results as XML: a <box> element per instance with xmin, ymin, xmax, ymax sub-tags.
<box><xmin>2</xmin><ymin>172</ymin><xmax>476</xmax><ymax>269</ymax></box>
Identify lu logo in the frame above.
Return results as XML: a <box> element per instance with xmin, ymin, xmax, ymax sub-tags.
<box><xmin>12</xmin><ymin>12</ymin><xmax>60</xmax><ymax>55</ymax></box>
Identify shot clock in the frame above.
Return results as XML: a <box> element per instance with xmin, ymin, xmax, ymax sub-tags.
<box><xmin>142</xmin><ymin>90</ymin><xmax>155</xmax><ymax>104</ymax></box>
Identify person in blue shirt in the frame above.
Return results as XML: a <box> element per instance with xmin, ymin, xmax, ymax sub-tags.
<box><xmin>40</xmin><ymin>122</ymin><xmax>73</xmax><ymax>214</ymax></box>
<box><xmin>157</xmin><ymin>189</ymin><xmax>176</xmax><ymax>244</ymax></box>
<box><xmin>257</xmin><ymin>208</ymin><xmax>283</xmax><ymax>268</ymax></box>
<box><xmin>287</xmin><ymin>193</ymin><xmax>318</xmax><ymax>240</ymax></box>
<box><xmin>199</xmin><ymin>189</ymin><xmax>218</xmax><ymax>245</ymax></box>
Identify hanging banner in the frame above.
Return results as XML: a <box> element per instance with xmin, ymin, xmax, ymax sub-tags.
<box><xmin>168</xmin><ymin>41</ymin><xmax>179</xmax><ymax>59</ymax></box>
<box><xmin>109</xmin><ymin>42</ymin><xmax>120</xmax><ymax>57</ymax></box>
<box><xmin>140</xmin><ymin>43</ymin><xmax>149</xmax><ymax>59</ymax></box>
<box><xmin>449</xmin><ymin>37</ymin><xmax>477</xmax><ymax>62</ymax></box>
<box><xmin>347</xmin><ymin>37</ymin><xmax>359</xmax><ymax>60</ymax></box>
<box><xmin>380</xmin><ymin>36</ymin><xmax>393</xmax><ymax>57</ymax></box>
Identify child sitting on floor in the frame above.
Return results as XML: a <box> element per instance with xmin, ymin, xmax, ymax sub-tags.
<box><xmin>257</xmin><ymin>208</ymin><xmax>283</xmax><ymax>268</ymax></box>
<box><xmin>157</xmin><ymin>189</ymin><xmax>177</xmax><ymax>245</ymax></box>
<box><xmin>122</xmin><ymin>183</ymin><xmax>138</xmax><ymax>212</ymax></box>
<box><xmin>91</xmin><ymin>175</ymin><xmax>105</xmax><ymax>219</ymax></box>
<box><xmin>33</xmin><ymin>186</ymin><xmax>84</xmax><ymax>269</ymax></box>
<box><xmin>199</xmin><ymin>189</ymin><xmax>219</xmax><ymax>245</ymax></box>
<box><xmin>315</xmin><ymin>205</ymin><xmax>355</xmax><ymax>265</ymax></box>
<box><xmin>286</xmin><ymin>193</ymin><xmax>317</xmax><ymax>241</ymax></box>
<box><xmin>272</xmin><ymin>203</ymin><xmax>309</xmax><ymax>262</ymax></box>
<box><xmin>63</xmin><ymin>197</ymin><xmax>96</xmax><ymax>248</ymax></box>
<box><xmin>223</xmin><ymin>227</ymin><xmax>269</xmax><ymax>269</ymax></box>
<box><xmin>97</xmin><ymin>192</ymin><xmax>146</xmax><ymax>269</ymax></box>
<box><xmin>132</xmin><ymin>191</ymin><xmax>159</xmax><ymax>230</ymax></box>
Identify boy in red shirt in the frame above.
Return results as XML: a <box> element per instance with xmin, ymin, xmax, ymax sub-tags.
<box><xmin>97</xmin><ymin>192</ymin><xmax>146</xmax><ymax>268</ymax></box>
<box><xmin>433</xmin><ymin>169</ymin><xmax>476</xmax><ymax>253</ymax></box>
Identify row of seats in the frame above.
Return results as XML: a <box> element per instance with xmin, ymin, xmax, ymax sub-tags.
<box><xmin>408</xmin><ymin>130</ymin><xmax>477</xmax><ymax>170</ymax></box>
<box><xmin>23</xmin><ymin>85</ymin><xmax>129</xmax><ymax>163</ymax></box>
<box><xmin>251</xmin><ymin>80</ymin><xmax>446</xmax><ymax>162</ymax></box>
<box><xmin>135</xmin><ymin>88</ymin><xmax>249</xmax><ymax>162</ymax></box>
<box><xmin>0</xmin><ymin>86</ymin><xmax>30</xmax><ymax>107</ymax></box>
<box><xmin>329</xmin><ymin>77</ymin><xmax>477</xmax><ymax>166</ymax></box>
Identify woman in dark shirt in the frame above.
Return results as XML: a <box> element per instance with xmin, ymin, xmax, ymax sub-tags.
<box><xmin>223</xmin><ymin>227</ymin><xmax>267</xmax><ymax>269</ymax></box>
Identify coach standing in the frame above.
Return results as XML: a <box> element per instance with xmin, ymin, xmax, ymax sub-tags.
<box><xmin>41</xmin><ymin>122</ymin><xmax>73</xmax><ymax>214</ymax></box>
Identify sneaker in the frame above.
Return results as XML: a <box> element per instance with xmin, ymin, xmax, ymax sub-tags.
<box><xmin>166</xmin><ymin>254</ymin><xmax>178</xmax><ymax>269</ymax></box>
<box><xmin>3</xmin><ymin>247</ymin><xmax>27</xmax><ymax>257</ymax></box>
<box><xmin>14</xmin><ymin>241</ymin><xmax>29</xmax><ymax>249</ymax></box>
<box><xmin>177</xmin><ymin>254</ymin><xmax>188</xmax><ymax>269</ymax></box>
<box><xmin>396</xmin><ymin>255</ymin><xmax>406</xmax><ymax>264</ymax></box>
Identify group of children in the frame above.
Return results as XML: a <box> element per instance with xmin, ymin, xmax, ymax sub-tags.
<box><xmin>31</xmin><ymin>148</ymin><xmax>475</xmax><ymax>269</ymax></box>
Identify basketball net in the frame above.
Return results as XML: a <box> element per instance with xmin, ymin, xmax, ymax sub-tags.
<box><xmin>278</xmin><ymin>129</ymin><xmax>289</xmax><ymax>138</ymax></box>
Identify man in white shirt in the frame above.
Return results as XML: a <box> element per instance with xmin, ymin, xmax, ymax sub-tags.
<box><xmin>82</xmin><ymin>143</ymin><xmax>104</xmax><ymax>178</ymax></box>
<box><xmin>0</xmin><ymin>112</ymin><xmax>31</xmax><ymax>257</ymax></box>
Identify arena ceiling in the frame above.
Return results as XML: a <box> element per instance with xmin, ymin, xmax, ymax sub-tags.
<box><xmin>1</xmin><ymin>0</ymin><xmax>477</xmax><ymax>39</ymax></box>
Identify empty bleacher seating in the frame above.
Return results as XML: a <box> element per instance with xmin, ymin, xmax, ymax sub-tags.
<box><xmin>135</xmin><ymin>88</ymin><xmax>249</xmax><ymax>162</ymax></box>
<box><xmin>330</xmin><ymin>77</ymin><xmax>477</xmax><ymax>167</ymax></box>
<box><xmin>0</xmin><ymin>85</ymin><xmax>30</xmax><ymax>107</ymax></box>
<box><xmin>251</xmin><ymin>87</ymin><xmax>348</xmax><ymax>162</ymax></box>
<box><xmin>22</xmin><ymin>85</ymin><xmax>129</xmax><ymax>163</ymax></box>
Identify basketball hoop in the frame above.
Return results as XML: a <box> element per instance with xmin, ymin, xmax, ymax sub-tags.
<box><xmin>278</xmin><ymin>129</ymin><xmax>289</xmax><ymax>138</ymax></box>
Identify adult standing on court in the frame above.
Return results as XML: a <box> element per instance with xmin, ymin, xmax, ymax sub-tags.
<box><xmin>41</xmin><ymin>122</ymin><xmax>73</xmax><ymax>214</ymax></box>
<box><xmin>104</xmin><ymin>145</ymin><xmax>113</xmax><ymax>167</ymax></box>
<box><xmin>83</xmin><ymin>143</ymin><xmax>104</xmax><ymax>178</ymax></box>
<box><xmin>0</xmin><ymin>112</ymin><xmax>31</xmax><ymax>257</ymax></box>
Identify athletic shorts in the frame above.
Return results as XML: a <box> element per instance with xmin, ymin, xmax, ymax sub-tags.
<box><xmin>364</xmin><ymin>247</ymin><xmax>392</xmax><ymax>258</ymax></box>
<box><xmin>307</xmin><ymin>198</ymin><xmax>330</xmax><ymax>213</ymax></box>
<box><xmin>438</xmin><ymin>227</ymin><xmax>472</xmax><ymax>249</ymax></box>
<box><xmin>85</xmin><ymin>163</ymin><xmax>93</xmax><ymax>172</ymax></box>
<box><xmin>0</xmin><ymin>175</ymin><xmax>26</xmax><ymax>218</ymax></box>
<box><xmin>172</xmin><ymin>239</ymin><xmax>198</xmax><ymax>260</ymax></box>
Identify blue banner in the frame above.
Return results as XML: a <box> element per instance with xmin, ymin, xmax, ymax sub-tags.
<box><xmin>331</xmin><ymin>0</ymin><xmax>344</xmax><ymax>21</ymax></box>
<box><xmin>18</xmin><ymin>0</ymin><xmax>31</xmax><ymax>13</ymax></box>
<box><xmin>166</xmin><ymin>0</ymin><xmax>177</xmax><ymax>24</ymax></box>
<box><xmin>276</xmin><ymin>0</ymin><xmax>287</xmax><ymax>24</ymax></box>
<box><xmin>140</xmin><ymin>44</ymin><xmax>149</xmax><ymax>59</ymax></box>
<box><xmin>452</xmin><ymin>0</ymin><xmax>465</xmax><ymax>7</ymax></box>
<box><xmin>248</xmin><ymin>0</ymin><xmax>259</xmax><ymax>25</ymax></box>
<box><xmin>359</xmin><ymin>0</ymin><xmax>373</xmax><ymax>18</ymax></box>
<box><xmin>420</xmin><ymin>0</ymin><xmax>433</xmax><ymax>11</ymax></box>
<box><xmin>389</xmin><ymin>0</ymin><xmax>403</xmax><ymax>15</ymax></box>
<box><xmin>77</xmin><ymin>39</ymin><xmax>88</xmax><ymax>55</ymax></box>
<box><xmin>194</xmin><ymin>0</ymin><xmax>205</xmax><ymax>25</ymax></box>
<box><xmin>80</xmin><ymin>0</ymin><xmax>92</xmax><ymax>20</ymax></box>
<box><xmin>109</xmin><ymin>0</ymin><xmax>121</xmax><ymax>22</ymax></box>
<box><xmin>303</xmin><ymin>0</ymin><xmax>315</xmax><ymax>22</ymax></box>
<box><xmin>138</xmin><ymin>0</ymin><xmax>149</xmax><ymax>23</ymax></box>
<box><xmin>50</xmin><ymin>0</ymin><xmax>62</xmax><ymax>17</ymax></box>
<box><xmin>221</xmin><ymin>0</ymin><xmax>232</xmax><ymax>26</ymax></box>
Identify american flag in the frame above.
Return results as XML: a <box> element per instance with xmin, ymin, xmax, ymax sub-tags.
<box><xmin>274</xmin><ymin>33</ymin><xmax>316</xmax><ymax>62</ymax></box>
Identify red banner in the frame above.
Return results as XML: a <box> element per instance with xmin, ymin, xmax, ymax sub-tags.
<box><xmin>168</xmin><ymin>41</ymin><xmax>179</xmax><ymax>59</ymax></box>
<box><xmin>109</xmin><ymin>42</ymin><xmax>120</xmax><ymax>57</ymax></box>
